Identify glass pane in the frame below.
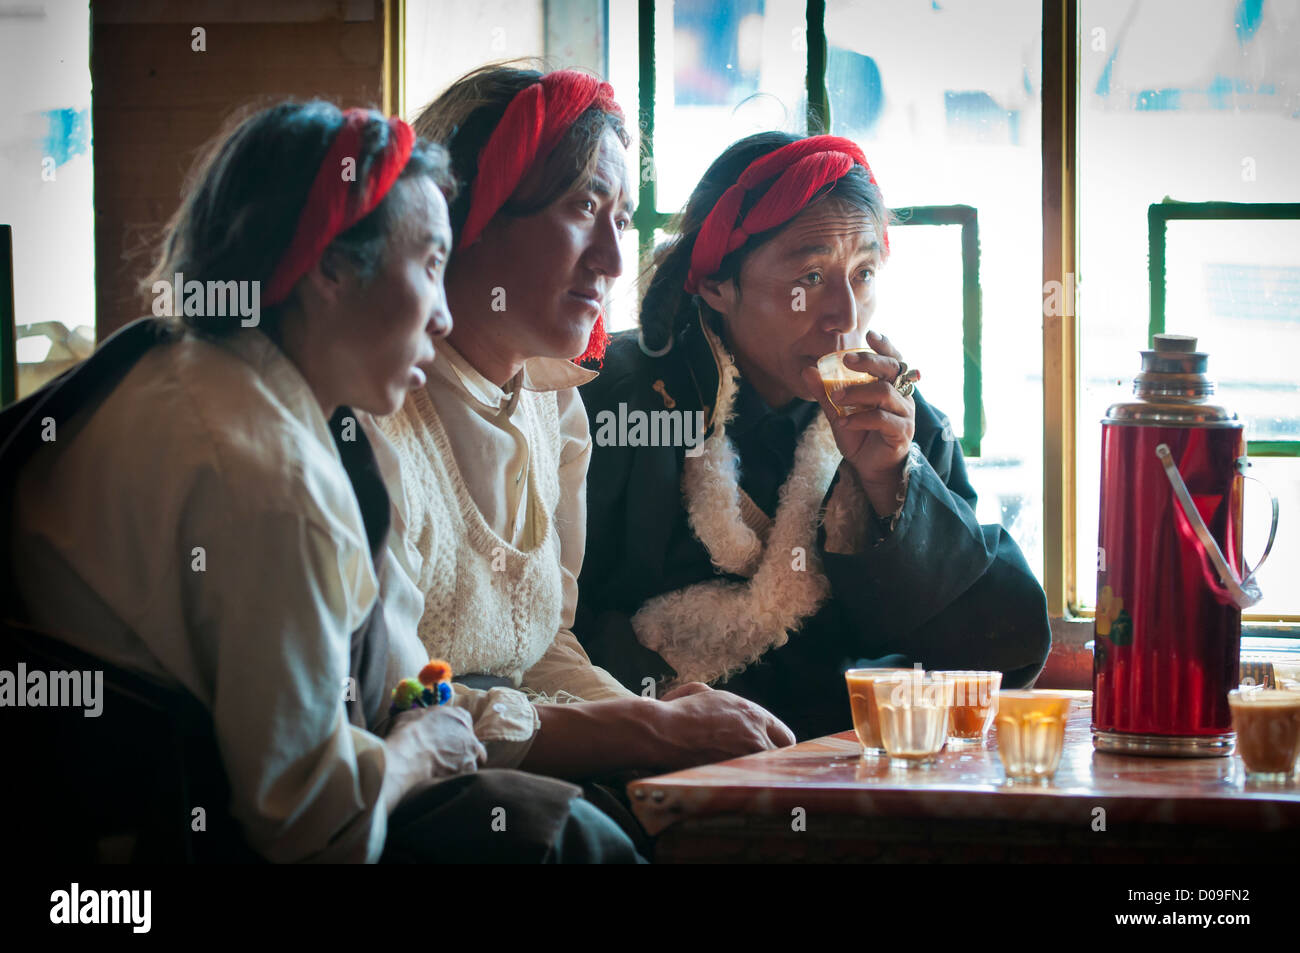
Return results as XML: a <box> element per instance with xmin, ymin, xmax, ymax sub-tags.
<box><xmin>826</xmin><ymin>0</ymin><xmax>1044</xmax><ymax>578</ymax></box>
<box><xmin>0</xmin><ymin>3</ymin><xmax>94</xmax><ymax>398</ymax></box>
<box><xmin>876</xmin><ymin>224</ymin><xmax>966</xmax><ymax>436</ymax></box>
<box><xmin>606</xmin><ymin>228</ymin><xmax>643</xmax><ymax>334</ymax></box>
<box><xmin>652</xmin><ymin>0</ymin><xmax>808</xmax><ymax>213</ymax></box>
<box><xmin>1078</xmin><ymin>0</ymin><xmax>1300</xmax><ymax>615</ymax></box>
<box><xmin>405</xmin><ymin>1</ymin><xmax>547</xmax><ymax>112</ymax></box>
<box><xmin>1165</xmin><ymin>219</ymin><xmax>1300</xmax><ymax>443</ymax></box>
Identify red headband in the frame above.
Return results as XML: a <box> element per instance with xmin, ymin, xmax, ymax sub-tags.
<box><xmin>684</xmin><ymin>135</ymin><xmax>887</xmax><ymax>294</ymax></box>
<box><xmin>265</xmin><ymin>109</ymin><xmax>416</xmax><ymax>307</ymax></box>
<box><xmin>460</xmin><ymin>70</ymin><xmax>623</xmax><ymax>248</ymax></box>
<box><xmin>459</xmin><ymin>71</ymin><xmax>623</xmax><ymax>366</ymax></box>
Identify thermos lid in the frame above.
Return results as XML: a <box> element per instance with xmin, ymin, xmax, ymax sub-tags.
<box><xmin>1104</xmin><ymin>334</ymin><xmax>1238</xmax><ymax>426</ymax></box>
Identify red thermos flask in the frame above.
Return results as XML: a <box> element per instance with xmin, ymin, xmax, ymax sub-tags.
<box><xmin>1092</xmin><ymin>335</ymin><xmax>1278</xmax><ymax>757</ymax></box>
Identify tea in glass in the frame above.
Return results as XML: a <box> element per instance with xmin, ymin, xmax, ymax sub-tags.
<box><xmin>934</xmin><ymin>670</ymin><xmax>1002</xmax><ymax>745</ymax></box>
<box><xmin>872</xmin><ymin>673</ymin><xmax>955</xmax><ymax>767</ymax></box>
<box><xmin>1228</xmin><ymin>689</ymin><xmax>1300</xmax><ymax>784</ymax></box>
<box><xmin>995</xmin><ymin>691</ymin><xmax>1072</xmax><ymax>782</ymax></box>
<box><xmin>845</xmin><ymin>668</ymin><xmax>910</xmax><ymax>755</ymax></box>
<box><xmin>816</xmin><ymin>349</ymin><xmax>879</xmax><ymax>417</ymax></box>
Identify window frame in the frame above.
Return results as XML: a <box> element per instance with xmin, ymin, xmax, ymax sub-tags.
<box><xmin>1</xmin><ymin>226</ymin><xmax>16</xmax><ymax>407</ymax></box>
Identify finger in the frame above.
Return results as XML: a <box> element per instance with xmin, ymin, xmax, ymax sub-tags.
<box><xmin>837</xmin><ymin>407</ymin><xmax>915</xmax><ymax>446</ymax></box>
<box><xmin>765</xmin><ymin>715</ymin><xmax>797</xmax><ymax>748</ymax></box>
<box><xmin>841</xmin><ymin>351</ymin><xmax>901</xmax><ymax>382</ymax></box>
<box><xmin>660</xmin><ymin>681</ymin><xmax>711</xmax><ymax>701</ymax></box>
<box><xmin>832</xmin><ymin>379</ymin><xmax>898</xmax><ymax>411</ymax></box>
<box><xmin>445</xmin><ymin>704</ymin><xmax>476</xmax><ymax>728</ymax></box>
<box><xmin>866</xmin><ymin>328</ymin><xmax>903</xmax><ymax>361</ymax></box>
<box><xmin>839</xmin><ymin>378</ymin><xmax>917</xmax><ymax>422</ymax></box>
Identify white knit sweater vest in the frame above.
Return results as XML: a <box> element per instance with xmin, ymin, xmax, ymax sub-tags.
<box><xmin>380</xmin><ymin>385</ymin><xmax>564</xmax><ymax>686</ymax></box>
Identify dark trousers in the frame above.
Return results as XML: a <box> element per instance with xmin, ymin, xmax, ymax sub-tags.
<box><xmin>380</xmin><ymin>769</ymin><xmax>647</xmax><ymax>864</ymax></box>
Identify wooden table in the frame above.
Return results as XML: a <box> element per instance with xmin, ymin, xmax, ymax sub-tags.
<box><xmin>626</xmin><ymin>697</ymin><xmax>1300</xmax><ymax>863</ymax></box>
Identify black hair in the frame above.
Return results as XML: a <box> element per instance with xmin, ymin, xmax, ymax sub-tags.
<box><xmin>639</xmin><ymin>131</ymin><xmax>891</xmax><ymax>351</ymax></box>
<box><xmin>412</xmin><ymin>62</ymin><xmax>629</xmax><ymax>240</ymax></box>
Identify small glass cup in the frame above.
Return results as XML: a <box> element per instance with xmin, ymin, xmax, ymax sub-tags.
<box><xmin>816</xmin><ymin>348</ymin><xmax>880</xmax><ymax>416</ymax></box>
<box><xmin>872</xmin><ymin>673</ymin><xmax>955</xmax><ymax>767</ymax></box>
<box><xmin>1271</xmin><ymin>660</ymin><xmax>1300</xmax><ymax>692</ymax></box>
<box><xmin>1227</xmin><ymin>689</ymin><xmax>1300</xmax><ymax>784</ymax></box>
<box><xmin>845</xmin><ymin>667</ymin><xmax>911</xmax><ymax>756</ymax></box>
<box><xmin>934</xmin><ymin>670</ymin><xmax>1002</xmax><ymax>746</ymax></box>
<box><xmin>994</xmin><ymin>691</ymin><xmax>1073</xmax><ymax>783</ymax></box>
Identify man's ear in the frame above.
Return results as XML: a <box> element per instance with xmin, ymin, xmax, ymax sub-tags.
<box><xmin>696</xmin><ymin>276</ymin><xmax>739</xmax><ymax>318</ymax></box>
<box><xmin>299</xmin><ymin>249</ymin><xmax>349</xmax><ymax>310</ymax></box>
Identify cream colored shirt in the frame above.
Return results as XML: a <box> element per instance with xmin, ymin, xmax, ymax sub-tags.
<box><xmin>12</xmin><ymin>328</ymin><xmax>536</xmax><ymax>863</ymax></box>
<box><xmin>369</xmin><ymin>339</ymin><xmax>633</xmax><ymax>704</ymax></box>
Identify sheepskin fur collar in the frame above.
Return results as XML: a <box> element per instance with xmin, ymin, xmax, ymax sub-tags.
<box><xmin>629</xmin><ymin>321</ymin><xmax>849</xmax><ymax>685</ymax></box>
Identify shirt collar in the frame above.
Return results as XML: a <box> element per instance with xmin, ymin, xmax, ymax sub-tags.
<box><xmin>430</xmin><ymin>338</ymin><xmax>597</xmax><ymax>413</ymax></box>
<box><xmin>730</xmin><ymin>370</ymin><xmax>820</xmax><ymax>440</ymax></box>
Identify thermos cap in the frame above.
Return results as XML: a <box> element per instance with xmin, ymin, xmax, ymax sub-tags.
<box><xmin>1105</xmin><ymin>333</ymin><xmax>1238</xmax><ymax>426</ymax></box>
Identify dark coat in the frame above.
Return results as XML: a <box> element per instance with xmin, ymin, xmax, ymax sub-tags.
<box><xmin>574</xmin><ymin>318</ymin><xmax>1052</xmax><ymax>740</ymax></box>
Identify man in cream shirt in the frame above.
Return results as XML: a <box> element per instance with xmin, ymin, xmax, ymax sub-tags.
<box><xmin>373</xmin><ymin>335</ymin><xmax>633</xmax><ymax>705</ymax></box>
<box><xmin>13</xmin><ymin>328</ymin><xmax>578</xmax><ymax>862</ymax></box>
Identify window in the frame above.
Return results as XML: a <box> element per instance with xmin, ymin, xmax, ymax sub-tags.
<box><xmin>0</xmin><ymin>3</ymin><xmax>94</xmax><ymax>402</ymax></box>
<box><xmin>1077</xmin><ymin>0</ymin><xmax>1300</xmax><ymax>619</ymax></box>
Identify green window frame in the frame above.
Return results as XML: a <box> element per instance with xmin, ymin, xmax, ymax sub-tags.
<box><xmin>1147</xmin><ymin>199</ymin><xmax>1300</xmax><ymax>459</ymax></box>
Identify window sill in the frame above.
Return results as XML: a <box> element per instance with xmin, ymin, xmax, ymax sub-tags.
<box><xmin>1034</xmin><ymin>617</ymin><xmax>1300</xmax><ymax>691</ymax></box>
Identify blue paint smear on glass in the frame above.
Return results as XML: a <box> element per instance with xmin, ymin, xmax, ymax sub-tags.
<box><xmin>1135</xmin><ymin>88</ymin><xmax>1181</xmax><ymax>110</ymax></box>
<box><xmin>1235</xmin><ymin>0</ymin><xmax>1263</xmax><ymax>44</ymax></box>
<box><xmin>41</xmin><ymin>107</ymin><xmax>90</xmax><ymax>166</ymax></box>
<box><xmin>827</xmin><ymin>48</ymin><xmax>884</xmax><ymax>134</ymax></box>
<box><xmin>1095</xmin><ymin>45</ymin><xmax>1119</xmax><ymax>97</ymax></box>
<box><xmin>1207</xmin><ymin>74</ymin><xmax>1278</xmax><ymax>108</ymax></box>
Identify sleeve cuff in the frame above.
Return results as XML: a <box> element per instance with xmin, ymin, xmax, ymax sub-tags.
<box><xmin>449</xmin><ymin>684</ymin><xmax>541</xmax><ymax>770</ymax></box>
<box><xmin>823</xmin><ymin>444</ymin><xmax>924</xmax><ymax>554</ymax></box>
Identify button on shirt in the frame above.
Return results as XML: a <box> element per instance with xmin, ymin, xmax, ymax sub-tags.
<box><xmin>426</xmin><ymin>340</ymin><xmax>549</xmax><ymax>547</ymax></box>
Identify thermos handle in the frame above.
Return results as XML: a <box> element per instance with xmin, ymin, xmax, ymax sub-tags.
<box><xmin>1237</xmin><ymin>459</ymin><xmax>1279</xmax><ymax>579</ymax></box>
<box><xmin>1155</xmin><ymin>444</ymin><xmax>1277</xmax><ymax>610</ymax></box>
